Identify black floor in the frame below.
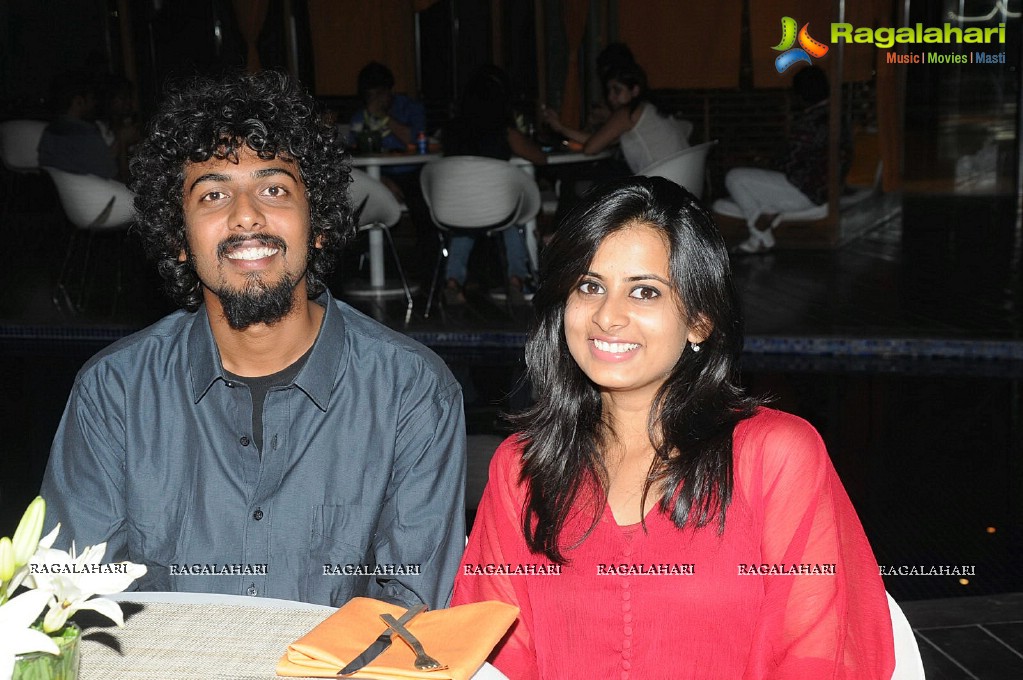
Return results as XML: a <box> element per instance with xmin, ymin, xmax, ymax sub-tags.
<box><xmin>2</xmin><ymin>187</ymin><xmax>1022</xmax><ymax>676</ymax></box>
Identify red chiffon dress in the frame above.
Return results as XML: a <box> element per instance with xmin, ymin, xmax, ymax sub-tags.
<box><xmin>452</xmin><ymin>408</ymin><xmax>895</xmax><ymax>679</ymax></box>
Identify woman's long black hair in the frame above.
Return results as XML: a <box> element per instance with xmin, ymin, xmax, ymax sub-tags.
<box><xmin>129</xmin><ymin>70</ymin><xmax>355</xmax><ymax>311</ymax></box>
<box><xmin>510</xmin><ymin>177</ymin><xmax>761</xmax><ymax>563</ymax></box>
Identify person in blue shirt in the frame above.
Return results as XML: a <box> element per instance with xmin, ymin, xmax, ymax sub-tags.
<box><xmin>37</xmin><ymin>70</ymin><xmax>119</xmax><ymax>180</ymax></box>
<box><xmin>349</xmin><ymin>61</ymin><xmax>425</xmax><ymax>156</ymax></box>
<box><xmin>40</xmin><ymin>70</ymin><xmax>466</xmax><ymax>609</ymax></box>
<box><xmin>348</xmin><ymin>62</ymin><xmax>435</xmax><ymax>281</ymax></box>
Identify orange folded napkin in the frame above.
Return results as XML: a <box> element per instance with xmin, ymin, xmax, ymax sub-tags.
<box><xmin>276</xmin><ymin>597</ymin><xmax>518</xmax><ymax>680</ymax></box>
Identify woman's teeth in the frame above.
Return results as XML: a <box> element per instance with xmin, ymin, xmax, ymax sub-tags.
<box><xmin>593</xmin><ymin>339</ymin><xmax>639</xmax><ymax>354</ymax></box>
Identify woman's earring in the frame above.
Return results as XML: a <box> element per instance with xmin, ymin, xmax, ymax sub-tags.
<box><xmin>691</xmin><ymin>342</ymin><xmax>701</xmax><ymax>353</ymax></box>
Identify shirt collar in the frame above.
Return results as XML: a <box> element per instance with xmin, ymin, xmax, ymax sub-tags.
<box><xmin>187</xmin><ymin>290</ymin><xmax>346</xmax><ymax>410</ymax></box>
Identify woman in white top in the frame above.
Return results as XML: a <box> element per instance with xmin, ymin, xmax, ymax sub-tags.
<box><xmin>543</xmin><ymin>62</ymin><xmax>686</xmax><ymax>173</ymax></box>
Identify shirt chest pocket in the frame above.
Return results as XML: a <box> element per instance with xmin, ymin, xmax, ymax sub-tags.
<box><xmin>311</xmin><ymin>504</ymin><xmax>375</xmax><ymax>563</ymax></box>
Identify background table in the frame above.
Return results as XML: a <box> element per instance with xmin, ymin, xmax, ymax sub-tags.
<box><xmin>349</xmin><ymin>153</ymin><xmax>439</xmax><ymax>290</ymax></box>
<box><xmin>78</xmin><ymin>592</ymin><xmax>505</xmax><ymax>679</ymax></box>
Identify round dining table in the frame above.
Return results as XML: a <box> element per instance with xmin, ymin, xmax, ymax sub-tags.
<box><xmin>77</xmin><ymin>591</ymin><xmax>506</xmax><ymax>679</ymax></box>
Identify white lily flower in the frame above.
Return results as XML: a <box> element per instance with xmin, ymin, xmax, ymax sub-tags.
<box><xmin>24</xmin><ymin>531</ymin><xmax>147</xmax><ymax>634</ymax></box>
<box><xmin>0</xmin><ymin>589</ymin><xmax>59</xmax><ymax>680</ymax></box>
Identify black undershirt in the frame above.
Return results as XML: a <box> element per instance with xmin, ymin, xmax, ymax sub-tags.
<box><xmin>224</xmin><ymin>344</ymin><xmax>313</xmax><ymax>455</ymax></box>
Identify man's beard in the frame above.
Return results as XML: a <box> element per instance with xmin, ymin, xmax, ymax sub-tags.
<box><xmin>215</xmin><ymin>271</ymin><xmax>299</xmax><ymax>330</ymax></box>
<box><xmin>194</xmin><ymin>233</ymin><xmax>304</xmax><ymax>330</ymax></box>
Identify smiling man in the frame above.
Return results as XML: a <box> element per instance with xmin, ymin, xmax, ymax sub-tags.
<box><xmin>39</xmin><ymin>71</ymin><xmax>467</xmax><ymax>609</ymax></box>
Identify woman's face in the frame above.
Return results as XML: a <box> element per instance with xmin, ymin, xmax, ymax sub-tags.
<box><xmin>605</xmin><ymin>79</ymin><xmax>639</xmax><ymax>111</ymax></box>
<box><xmin>564</xmin><ymin>222</ymin><xmax>705</xmax><ymax>407</ymax></box>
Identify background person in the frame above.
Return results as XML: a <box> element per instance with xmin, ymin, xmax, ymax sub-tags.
<box><xmin>452</xmin><ymin>177</ymin><xmax>895</xmax><ymax>678</ymax></box>
<box><xmin>721</xmin><ymin>65</ymin><xmax>853</xmax><ymax>254</ymax></box>
<box><xmin>37</xmin><ymin>70</ymin><xmax>119</xmax><ymax>180</ymax></box>
<box><xmin>348</xmin><ymin>61</ymin><xmax>434</xmax><ymax>279</ymax></box>
<box><xmin>439</xmin><ymin>65</ymin><xmax>547</xmax><ymax>304</ymax></box>
<box><xmin>543</xmin><ymin>61</ymin><xmax>686</xmax><ymax>175</ymax></box>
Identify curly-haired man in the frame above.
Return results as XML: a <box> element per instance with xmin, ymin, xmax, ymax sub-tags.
<box><xmin>40</xmin><ymin>71</ymin><xmax>466</xmax><ymax>609</ymax></box>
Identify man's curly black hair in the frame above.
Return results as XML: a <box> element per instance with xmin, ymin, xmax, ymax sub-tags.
<box><xmin>129</xmin><ymin>70</ymin><xmax>354</xmax><ymax>311</ymax></box>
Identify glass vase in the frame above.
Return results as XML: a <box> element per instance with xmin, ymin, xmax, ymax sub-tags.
<box><xmin>12</xmin><ymin>623</ymin><xmax>81</xmax><ymax>680</ymax></box>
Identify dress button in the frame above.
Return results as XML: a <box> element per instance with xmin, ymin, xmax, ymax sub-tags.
<box><xmin>623</xmin><ymin>613</ymin><xmax>633</xmax><ymax>623</ymax></box>
<box><xmin>246</xmin><ymin>585</ymin><xmax>257</xmax><ymax>596</ymax></box>
<box><xmin>623</xmin><ymin>639</ymin><xmax>631</xmax><ymax>649</ymax></box>
<box><xmin>253</xmin><ymin>509</ymin><xmax>263</xmax><ymax>521</ymax></box>
<box><xmin>622</xmin><ymin>660</ymin><xmax>631</xmax><ymax>670</ymax></box>
<box><xmin>622</xmin><ymin>591</ymin><xmax>631</xmax><ymax>601</ymax></box>
<box><xmin>622</xmin><ymin>601</ymin><xmax>631</xmax><ymax>612</ymax></box>
<box><xmin>621</xmin><ymin>579</ymin><xmax>630</xmax><ymax>589</ymax></box>
<box><xmin>240</xmin><ymin>435</ymin><xmax>250</xmax><ymax>447</ymax></box>
<box><xmin>621</xmin><ymin>671</ymin><xmax>629</xmax><ymax>680</ymax></box>
<box><xmin>624</xmin><ymin>626</ymin><xmax>633</xmax><ymax>636</ymax></box>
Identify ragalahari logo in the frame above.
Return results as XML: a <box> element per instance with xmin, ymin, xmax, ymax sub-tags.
<box><xmin>773</xmin><ymin>17</ymin><xmax>829</xmax><ymax>73</ymax></box>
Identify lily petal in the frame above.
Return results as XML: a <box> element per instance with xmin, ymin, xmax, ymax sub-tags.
<box><xmin>5</xmin><ymin>626</ymin><xmax>60</xmax><ymax>656</ymax></box>
<box><xmin>0</xmin><ymin>589</ymin><xmax>51</xmax><ymax>628</ymax></box>
<box><xmin>85</xmin><ymin>563</ymin><xmax>148</xmax><ymax>596</ymax></box>
<box><xmin>73</xmin><ymin>596</ymin><xmax>125</xmax><ymax>627</ymax></box>
<box><xmin>37</xmin><ymin>524</ymin><xmax>60</xmax><ymax>550</ymax></box>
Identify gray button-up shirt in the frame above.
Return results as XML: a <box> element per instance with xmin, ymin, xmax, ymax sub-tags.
<box><xmin>41</xmin><ymin>291</ymin><xmax>466</xmax><ymax>608</ymax></box>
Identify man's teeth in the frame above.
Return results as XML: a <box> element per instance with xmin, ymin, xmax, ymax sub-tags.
<box><xmin>226</xmin><ymin>247</ymin><xmax>278</xmax><ymax>261</ymax></box>
<box><xmin>593</xmin><ymin>339</ymin><xmax>639</xmax><ymax>353</ymax></box>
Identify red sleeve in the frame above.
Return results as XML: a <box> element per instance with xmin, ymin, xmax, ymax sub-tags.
<box><xmin>452</xmin><ymin>436</ymin><xmax>540</xmax><ymax>679</ymax></box>
<box><xmin>736</xmin><ymin>410</ymin><xmax>896</xmax><ymax>679</ymax></box>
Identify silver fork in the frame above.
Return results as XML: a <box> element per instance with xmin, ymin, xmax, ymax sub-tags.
<box><xmin>379</xmin><ymin>612</ymin><xmax>448</xmax><ymax>671</ymax></box>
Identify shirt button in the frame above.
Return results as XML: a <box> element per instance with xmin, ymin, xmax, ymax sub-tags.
<box><xmin>623</xmin><ymin>639</ymin><xmax>632</xmax><ymax>649</ymax></box>
<box><xmin>624</xmin><ymin>626</ymin><xmax>633</xmax><ymax>636</ymax></box>
<box><xmin>246</xmin><ymin>585</ymin><xmax>257</xmax><ymax>596</ymax></box>
<box><xmin>621</xmin><ymin>671</ymin><xmax>629</xmax><ymax>680</ymax></box>
<box><xmin>253</xmin><ymin>509</ymin><xmax>264</xmax><ymax>521</ymax></box>
<box><xmin>622</xmin><ymin>660</ymin><xmax>631</xmax><ymax>670</ymax></box>
<box><xmin>621</xmin><ymin>579</ymin><xmax>631</xmax><ymax>589</ymax></box>
<box><xmin>622</xmin><ymin>591</ymin><xmax>631</xmax><ymax>601</ymax></box>
<box><xmin>240</xmin><ymin>435</ymin><xmax>250</xmax><ymax>446</ymax></box>
<box><xmin>624</xmin><ymin>613</ymin><xmax>633</xmax><ymax>623</ymax></box>
<box><xmin>622</xmin><ymin>601</ymin><xmax>631</xmax><ymax>613</ymax></box>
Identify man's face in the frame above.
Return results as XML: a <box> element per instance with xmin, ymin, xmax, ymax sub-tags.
<box><xmin>180</xmin><ymin>146</ymin><xmax>315</xmax><ymax>329</ymax></box>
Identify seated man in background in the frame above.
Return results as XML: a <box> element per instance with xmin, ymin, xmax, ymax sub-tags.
<box><xmin>348</xmin><ymin>61</ymin><xmax>434</xmax><ymax>280</ymax></box>
<box><xmin>37</xmin><ymin>70</ymin><xmax>119</xmax><ymax>180</ymax></box>
<box><xmin>40</xmin><ymin>70</ymin><xmax>467</xmax><ymax>609</ymax></box>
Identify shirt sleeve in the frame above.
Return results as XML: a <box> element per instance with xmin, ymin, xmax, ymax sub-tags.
<box><xmin>370</xmin><ymin>380</ymin><xmax>466</xmax><ymax>610</ymax></box>
<box><xmin>39</xmin><ymin>375</ymin><xmax>129</xmax><ymax>561</ymax></box>
<box><xmin>452</xmin><ymin>437</ymin><xmax>540</xmax><ymax>680</ymax></box>
<box><xmin>736</xmin><ymin>410</ymin><xmax>895</xmax><ymax>679</ymax></box>
<box><xmin>392</xmin><ymin>95</ymin><xmax>426</xmax><ymax>137</ymax></box>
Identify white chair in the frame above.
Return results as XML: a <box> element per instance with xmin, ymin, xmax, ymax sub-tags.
<box><xmin>887</xmin><ymin>592</ymin><xmax>926</xmax><ymax>680</ymax></box>
<box><xmin>0</xmin><ymin>120</ymin><xmax>48</xmax><ymax>213</ymax></box>
<box><xmin>344</xmin><ymin>168</ymin><xmax>416</xmax><ymax>325</ymax></box>
<box><xmin>44</xmin><ymin>166</ymin><xmax>135</xmax><ymax>313</ymax></box>
<box><xmin>672</xmin><ymin>117</ymin><xmax>694</xmax><ymax>147</ymax></box>
<box><xmin>420</xmin><ymin>156</ymin><xmax>540</xmax><ymax>317</ymax></box>
<box><xmin>638</xmin><ymin>140</ymin><xmax>718</xmax><ymax>200</ymax></box>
